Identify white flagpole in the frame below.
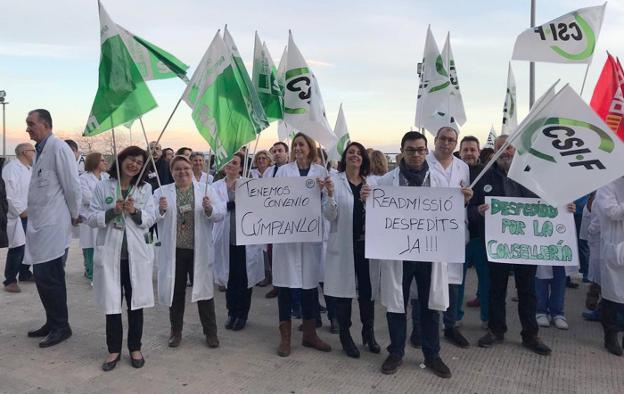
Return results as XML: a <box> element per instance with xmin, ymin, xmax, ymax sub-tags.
<box><xmin>579</xmin><ymin>63</ymin><xmax>592</xmax><ymax>97</ymax></box>
<box><xmin>111</xmin><ymin>125</ymin><xmax>122</xmax><ymax>199</ymax></box>
<box><xmin>204</xmin><ymin>147</ymin><xmax>212</xmax><ymax>196</ymax></box>
<box><xmin>138</xmin><ymin>116</ymin><xmax>162</xmax><ymax>190</ymax></box>
<box><xmin>529</xmin><ymin>0</ymin><xmax>536</xmax><ymax>108</ymax></box>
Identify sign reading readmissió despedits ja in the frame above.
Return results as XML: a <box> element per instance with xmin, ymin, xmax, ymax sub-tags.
<box><xmin>235</xmin><ymin>176</ymin><xmax>323</xmax><ymax>246</ymax></box>
<box><xmin>364</xmin><ymin>185</ymin><xmax>466</xmax><ymax>263</ymax></box>
<box><xmin>484</xmin><ymin>196</ymin><xmax>579</xmax><ymax>266</ymax></box>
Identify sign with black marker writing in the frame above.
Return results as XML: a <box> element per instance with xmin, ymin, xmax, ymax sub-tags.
<box><xmin>235</xmin><ymin>177</ymin><xmax>322</xmax><ymax>245</ymax></box>
<box><xmin>484</xmin><ymin>196</ymin><xmax>578</xmax><ymax>266</ymax></box>
<box><xmin>365</xmin><ymin>185</ymin><xmax>466</xmax><ymax>262</ymax></box>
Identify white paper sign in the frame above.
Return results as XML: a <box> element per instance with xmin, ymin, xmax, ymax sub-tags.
<box><xmin>365</xmin><ymin>185</ymin><xmax>466</xmax><ymax>262</ymax></box>
<box><xmin>235</xmin><ymin>177</ymin><xmax>322</xmax><ymax>245</ymax></box>
<box><xmin>484</xmin><ymin>196</ymin><xmax>579</xmax><ymax>266</ymax></box>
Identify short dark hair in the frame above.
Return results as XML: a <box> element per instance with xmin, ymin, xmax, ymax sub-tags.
<box><xmin>65</xmin><ymin>139</ymin><xmax>78</xmax><ymax>153</ymax></box>
<box><xmin>108</xmin><ymin>146</ymin><xmax>149</xmax><ymax>186</ymax></box>
<box><xmin>272</xmin><ymin>141</ymin><xmax>289</xmax><ymax>153</ymax></box>
<box><xmin>29</xmin><ymin>109</ymin><xmax>53</xmax><ymax>128</ymax></box>
<box><xmin>337</xmin><ymin>142</ymin><xmax>370</xmax><ymax>177</ymax></box>
<box><xmin>400</xmin><ymin>131</ymin><xmax>427</xmax><ymax>149</ymax></box>
<box><xmin>460</xmin><ymin>135</ymin><xmax>480</xmax><ymax>150</ymax></box>
<box><xmin>176</xmin><ymin>147</ymin><xmax>192</xmax><ymax>155</ymax></box>
<box><xmin>163</xmin><ymin>148</ymin><xmax>174</xmax><ymax>155</ymax></box>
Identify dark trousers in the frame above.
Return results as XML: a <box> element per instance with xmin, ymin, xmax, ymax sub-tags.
<box><xmin>106</xmin><ymin>258</ymin><xmax>143</xmax><ymax>353</ymax></box>
<box><xmin>33</xmin><ymin>253</ymin><xmax>69</xmax><ymax>331</ymax></box>
<box><xmin>226</xmin><ymin>245</ymin><xmax>252</xmax><ymax>320</ymax></box>
<box><xmin>3</xmin><ymin>218</ymin><xmax>32</xmax><ymax>285</ymax></box>
<box><xmin>277</xmin><ymin>287</ymin><xmax>317</xmax><ymax>321</ymax></box>
<box><xmin>601</xmin><ymin>298</ymin><xmax>624</xmax><ymax>335</ymax></box>
<box><xmin>170</xmin><ymin>248</ymin><xmax>217</xmax><ymax>335</ymax></box>
<box><xmin>488</xmin><ymin>262</ymin><xmax>538</xmax><ymax>340</ymax></box>
<box><xmin>387</xmin><ymin>261</ymin><xmax>439</xmax><ymax>361</ymax></box>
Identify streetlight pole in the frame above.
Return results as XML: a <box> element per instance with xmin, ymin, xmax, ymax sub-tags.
<box><xmin>529</xmin><ymin>0</ymin><xmax>536</xmax><ymax>108</ymax></box>
<box><xmin>0</xmin><ymin>90</ymin><xmax>8</xmax><ymax>159</ymax></box>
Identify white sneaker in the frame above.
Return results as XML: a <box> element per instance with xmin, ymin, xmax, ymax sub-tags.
<box><xmin>536</xmin><ymin>314</ymin><xmax>551</xmax><ymax>327</ymax></box>
<box><xmin>552</xmin><ymin>315</ymin><xmax>569</xmax><ymax>330</ymax></box>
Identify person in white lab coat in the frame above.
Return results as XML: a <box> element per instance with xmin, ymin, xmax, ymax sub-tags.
<box><xmin>78</xmin><ymin>152</ymin><xmax>109</xmax><ymax>283</ymax></box>
<box><xmin>322</xmin><ymin>142</ymin><xmax>380</xmax><ymax>359</ymax></box>
<box><xmin>191</xmin><ymin>152</ymin><xmax>214</xmax><ymax>185</ymax></box>
<box><xmin>24</xmin><ymin>109</ymin><xmax>81</xmax><ymax>348</ymax></box>
<box><xmin>3</xmin><ymin>143</ymin><xmax>35</xmax><ymax>293</ymax></box>
<box><xmin>594</xmin><ymin>178</ymin><xmax>624</xmax><ymax>356</ymax></box>
<box><xmin>154</xmin><ymin>155</ymin><xmax>225</xmax><ymax>349</ymax></box>
<box><xmin>249</xmin><ymin>149</ymin><xmax>272</xmax><ymax>179</ymax></box>
<box><xmin>273</xmin><ymin>132</ymin><xmax>331</xmax><ymax>357</ymax></box>
<box><xmin>86</xmin><ymin>146</ymin><xmax>156</xmax><ymax>371</ymax></box>
<box><xmin>212</xmin><ymin>152</ymin><xmax>265</xmax><ymax>331</ymax></box>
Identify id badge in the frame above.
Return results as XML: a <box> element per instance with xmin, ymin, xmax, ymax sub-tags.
<box><xmin>113</xmin><ymin>218</ymin><xmax>125</xmax><ymax>230</ymax></box>
<box><xmin>179</xmin><ymin>204</ymin><xmax>192</xmax><ymax>214</ymax></box>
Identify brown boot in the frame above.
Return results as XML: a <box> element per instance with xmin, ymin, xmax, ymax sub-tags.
<box><xmin>277</xmin><ymin>321</ymin><xmax>292</xmax><ymax>357</ymax></box>
<box><xmin>302</xmin><ymin>319</ymin><xmax>331</xmax><ymax>352</ymax></box>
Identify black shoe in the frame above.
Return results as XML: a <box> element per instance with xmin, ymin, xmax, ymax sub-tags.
<box><xmin>339</xmin><ymin>330</ymin><xmax>360</xmax><ymax>359</ymax></box>
<box><xmin>168</xmin><ymin>332</ymin><xmax>182</xmax><ymax>348</ymax></box>
<box><xmin>444</xmin><ymin>327</ymin><xmax>470</xmax><ymax>348</ymax></box>
<box><xmin>101</xmin><ymin>354</ymin><xmax>121</xmax><ymax>372</ymax></box>
<box><xmin>19</xmin><ymin>275</ymin><xmax>35</xmax><ymax>283</ymax></box>
<box><xmin>315</xmin><ymin>318</ymin><xmax>323</xmax><ymax>328</ymax></box>
<box><xmin>28</xmin><ymin>324</ymin><xmax>50</xmax><ymax>338</ymax></box>
<box><xmin>329</xmin><ymin>318</ymin><xmax>339</xmax><ymax>334</ymax></box>
<box><xmin>522</xmin><ymin>337</ymin><xmax>552</xmax><ymax>356</ymax></box>
<box><xmin>231</xmin><ymin>318</ymin><xmax>247</xmax><ymax>331</ymax></box>
<box><xmin>409</xmin><ymin>330</ymin><xmax>422</xmax><ymax>348</ymax></box>
<box><xmin>39</xmin><ymin>327</ymin><xmax>72</xmax><ymax>348</ymax></box>
<box><xmin>225</xmin><ymin>316</ymin><xmax>235</xmax><ymax>330</ymax></box>
<box><xmin>424</xmin><ymin>357</ymin><xmax>452</xmax><ymax>379</ymax></box>
<box><xmin>362</xmin><ymin>328</ymin><xmax>381</xmax><ymax>354</ymax></box>
<box><xmin>381</xmin><ymin>354</ymin><xmax>403</xmax><ymax>375</ymax></box>
<box><xmin>130</xmin><ymin>354</ymin><xmax>145</xmax><ymax>369</ymax></box>
<box><xmin>478</xmin><ymin>331</ymin><xmax>504</xmax><ymax>348</ymax></box>
<box><xmin>604</xmin><ymin>333</ymin><xmax>623</xmax><ymax>356</ymax></box>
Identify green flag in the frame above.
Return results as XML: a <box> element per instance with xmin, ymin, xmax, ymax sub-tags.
<box><xmin>252</xmin><ymin>32</ymin><xmax>283</xmax><ymax>121</ymax></box>
<box><xmin>182</xmin><ymin>31</ymin><xmax>266</xmax><ymax>169</ymax></box>
<box><xmin>84</xmin><ymin>2</ymin><xmax>157</xmax><ymax>136</ymax></box>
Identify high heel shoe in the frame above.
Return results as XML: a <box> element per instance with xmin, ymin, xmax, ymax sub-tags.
<box><xmin>101</xmin><ymin>353</ymin><xmax>121</xmax><ymax>372</ymax></box>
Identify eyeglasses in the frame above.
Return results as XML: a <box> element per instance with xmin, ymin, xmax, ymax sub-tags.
<box><xmin>403</xmin><ymin>147</ymin><xmax>428</xmax><ymax>156</ymax></box>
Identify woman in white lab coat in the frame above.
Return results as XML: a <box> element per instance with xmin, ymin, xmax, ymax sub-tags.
<box><xmin>154</xmin><ymin>155</ymin><xmax>225</xmax><ymax>349</ymax></box>
<box><xmin>212</xmin><ymin>152</ymin><xmax>265</xmax><ymax>331</ymax></box>
<box><xmin>322</xmin><ymin>142</ymin><xmax>380</xmax><ymax>359</ymax></box>
<box><xmin>86</xmin><ymin>146</ymin><xmax>156</xmax><ymax>371</ymax></box>
<box><xmin>273</xmin><ymin>132</ymin><xmax>331</xmax><ymax>357</ymax></box>
<box><xmin>249</xmin><ymin>149</ymin><xmax>272</xmax><ymax>179</ymax></box>
<box><xmin>79</xmin><ymin>152</ymin><xmax>108</xmax><ymax>283</ymax></box>
<box><xmin>190</xmin><ymin>152</ymin><xmax>214</xmax><ymax>185</ymax></box>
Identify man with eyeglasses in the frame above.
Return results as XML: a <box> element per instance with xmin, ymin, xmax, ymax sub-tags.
<box><xmin>363</xmin><ymin>131</ymin><xmax>472</xmax><ymax>378</ymax></box>
<box><xmin>3</xmin><ymin>143</ymin><xmax>36</xmax><ymax>293</ymax></box>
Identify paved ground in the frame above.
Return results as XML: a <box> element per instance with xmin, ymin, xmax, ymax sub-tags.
<box><xmin>1</xmin><ymin>241</ymin><xmax>622</xmax><ymax>394</ymax></box>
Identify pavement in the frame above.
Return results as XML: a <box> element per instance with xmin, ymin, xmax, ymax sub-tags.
<box><xmin>1</xmin><ymin>240</ymin><xmax>623</xmax><ymax>394</ymax></box>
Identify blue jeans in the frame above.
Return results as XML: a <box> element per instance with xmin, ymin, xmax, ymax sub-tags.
<box><xmin>443</xmin><ymin>284</ymin><xmax>462</xmax><ymax>330</ymax></box>
<box><xmin>3</xmin><ymin>219</ymin><xmax>31</xmax><ymax>286</ymax></box>
<box><xmin>535</xmin><ymin>266</ymin><xmax>566</xmax><ymax>317</ymax></box>
<box><xmin>462</xmin><ymin>238</ymin><xmax>489</xmax><ymax>322</ymax></box>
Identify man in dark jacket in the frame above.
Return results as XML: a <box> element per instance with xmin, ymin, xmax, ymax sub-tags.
<box><xmin>147</xmin><ymin>141</ymin><xmax>173</xmax><ymax>192</ymax></box>
<box><xmin>469</xmin><ymin>135</ymin><xmax>551</xmax><ymax>356</ymax></box>
<box><xmin>0</xmin><ymin>158</ymin><xmax>9</xmax><ymax>249</ymax></box>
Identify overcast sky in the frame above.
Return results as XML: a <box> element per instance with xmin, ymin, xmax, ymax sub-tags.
<box><xmin>1</xmin><ymin>0</ymin><xmax>622</xmax><ymax>153</ymax></box>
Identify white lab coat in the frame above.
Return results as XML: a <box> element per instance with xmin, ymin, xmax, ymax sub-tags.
<box><xmin>2</xmin><ymin>159</ymin><xmax>31</xmax><ymax>248</ymax></box>
<box><xmin>426</xmin><ymin>153</ymin><xmax>469</xmax><ymax>285</ymax></box>
<box><xmin>581</xmin><ymin>205</ymin><xmax>602</xmax><ymax>284</ymax></box>
<box><xmin>211</xmin><ymin>178</ymin><xmax>265</xmax><ymax>288</ymax></box>
<box><xmin>194</xmin><ymin>171</ymin><xmax>214</xmax><ymax>185</ymax></box>
<box><xmin>373</xmin><ymin>167</ymin><xmax>450</xmax><ymax>313</ymax></box>
<box><xmin>153</xmin><ymin>182</ymin><xmax>225</xmax><ymax>306</ymax></box>
<box><xmin>595</xmin><ymin>178</ymin><xmax>624</xmax><ymax>303</ymax></box>
<box><xmin>79</xmin><ymin>171</ymin><xmax>109</xmax><ymax>249</ymax></box>
<box><xmin>272</xmin><ymin>162</ymin><xmax>328</xmax><ymax>289</ymax></box>
<box><xmin>25</xmin><ymin>134</ymin><xmax>81</xmax><ymax>264</ymax></box>
<box><xmin>87</xmin><ymin>179</ymin><xmax>156</xmax><ymax>314</ymax></box>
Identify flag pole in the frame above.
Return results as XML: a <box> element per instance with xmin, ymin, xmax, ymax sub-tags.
<box><xmin>139</xmin><ymin>116</ymin><xmax>162</xmax><ymax>190</ymax></box>
<box><xmin>246</xmin><ymin>133</ymin><xmax>261</xmax><ymax>178</ymax></box>
<box><xmin>111</xmin><ymin>124</ymin><xmax>123</xmax><ymax>199</ymax></box>
<box><xmin>579</xmin><ymin>63</ymin><xmax>591</xmax><ymax>97</ymax></box>
<box><xmin>204</xmin><ymin>147</ymin><xmax>212</xmax><ymax>196</ymax></box>
<box><xmin>529</xmin><ymin>0</ymin><xmax>536</xmax><ymax>108</ymax></box>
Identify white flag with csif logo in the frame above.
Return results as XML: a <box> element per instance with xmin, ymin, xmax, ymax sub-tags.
<box><xmin>508</xmin><ymin>84</ymin><xmax>624</xmax><ymax>205</ymax></box>
<box><xmin>512</xmin><ymin>3</ymin><xmax>606</xmax><ymax>64</ymax></box>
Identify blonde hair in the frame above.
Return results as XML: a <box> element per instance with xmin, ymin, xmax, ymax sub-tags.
<box><xmin>253</xmin><ymin>149</ymin><xmax>273</xmax><ymax>167</ymax></box>
<box><xmin>290</xmin><ymin>132</ymin><xmax>318</xmax><ymax>163</ymax></box>
<box><xmin>370</xmin><ymin>150</ymin><xmax>389</xmax><ymax>176</ymax></box>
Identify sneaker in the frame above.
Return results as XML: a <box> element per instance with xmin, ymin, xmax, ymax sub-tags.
<box><xmin>478</xmin><ymin>331</ymin><xmax>504</xmax><ymax>348</ymax></box>
<box><xmin>536</xmin><ymin>313</ymin><xmax>551</xmax><ymax>327</ymax></box>
<box><xmin>522</xmin><ymin>337</ymin><xmax>552</xmax><ymax>356</ymax></box>
<box><xmin>466</xmin><ymin>297</ymin><xmax>480</xmax><ymax>308</ymax></box>
<box><xmin>381</xmin><ymin>354</ymin><xmax>403</xmax><ymax>375</ymax></box>
<box><xmin>552</xmin><ymin>315</ymin><xmax>569</xmax><ymax>330</ymax></box>
<box><xmin>4</xmin><ymin>282</ymin><xmax>21</xmax><ymax>293</ymax></box>
<box><xmin>424</xmin><ymin>357</ymin><xmax>452</xmax><ymax>379</ymax></box>
<box><xmin>582</xmin><ymin>309</ymin><xmax>601</xmax><ymax>321</ymax></box>
<box><xmin>444</xmin><ymin>327</ymin><xmax>469</xmax><ymax>348</ymax></box>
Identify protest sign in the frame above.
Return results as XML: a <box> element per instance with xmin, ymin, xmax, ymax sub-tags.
<box><xmin>365</xmin><ymin>185</ymin><xmax>466</xmax><ymax>262</ymax></box>
<box><xmin>235</xmin><ymin>177</ymin><xmax>322</xmax><ymax>245</ymax></box>
<box><xmin>485</xmin><ymin>196</ymin><xmax>579</xmax><ymax>266</ymax></box>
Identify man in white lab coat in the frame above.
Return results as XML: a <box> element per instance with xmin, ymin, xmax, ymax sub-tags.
<box><xmin>2</xmin><ymin>143</ymin><xmax>35</xmax><ymax>293</ymax></box>
<box><xmin>23</xmin><ymin>109</ymin><xmax>81</xmax><ymax>348</ymax></box>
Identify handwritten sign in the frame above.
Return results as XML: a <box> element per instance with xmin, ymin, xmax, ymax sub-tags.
<box><xmin>235</xmin><ymin>177</ymin><xmax>322</xmax><ymax>245</ymax></box>
<box><xmin>484</xmin><ymin>196</ymin><xmax>578</xmax><ymax>266</ymax></box>
<box><xmin>365</xmin><ymin>185</ymin><xmax>466</xmax><ymax>262</ymax></box>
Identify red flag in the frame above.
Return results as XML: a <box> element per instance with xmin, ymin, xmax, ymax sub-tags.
<box><xmin>590</xmin><ymin>53</ymin><xmax>624</xmax><ymax>140</ymax></box>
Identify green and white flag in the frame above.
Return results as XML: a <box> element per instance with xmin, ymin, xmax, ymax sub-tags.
<box><xmin>327</xmin><ymin>104</ymin><xmax>351</xmax><ymax>161</ymax></box>
<box><xmin>501</xmin><ymin>62</ymin><xmax>518</xmax><ymax>133</ymax></box>
<box><xmin>484</xmin><ymin>126</ymin><xmax>497</xmax><ymax>148</ymax></box>
<box><xmin>223</xmin><ymin>26</ymin><xmax>269</xmax><ymax>133</ymax></box>
<box><xmin>84</xmin><ymin>2</ymin><xmax>157</xmax><ymax>136</ymax></box>
<box><xmin>512</xmin><ymin>3</ymin><xmax>606</xmax><ymax>64</ymax></box>
<box><xmin>118</xmin><ymin>26</ymin><xmax>189</xmax><ymax>81</ymax></box>
<box><xmin>252</xmin><ymin>32</ymin><xmax>283</xmax><ymax>121</ymax></box>
<box><xmin>283</xmin><ymin>31</ymin><xmax>337</xmax><ymax>148</ymax></box>
<box><xmin>182</xmin><ymin>31</ymin><xmax>265</xmax><ymax>169</ymax></box>
<box><xmin>276</xmin><ymin>45</ymin><xmax>288</xmax><ymax>93</ymax></box>
<box><xmin>509</xmin><ymin>84</ymin><xmax>624</xmax><ymax>205</ymax></box>
<box><xmin>277</xmin><ymin>120</ymin><xmax>297</xmax><ymax>142</ymax></box>
<box><xmin>441</xmin><ymin>33</ymin><xmax>466</xmax><ymax>126</ymax></box>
